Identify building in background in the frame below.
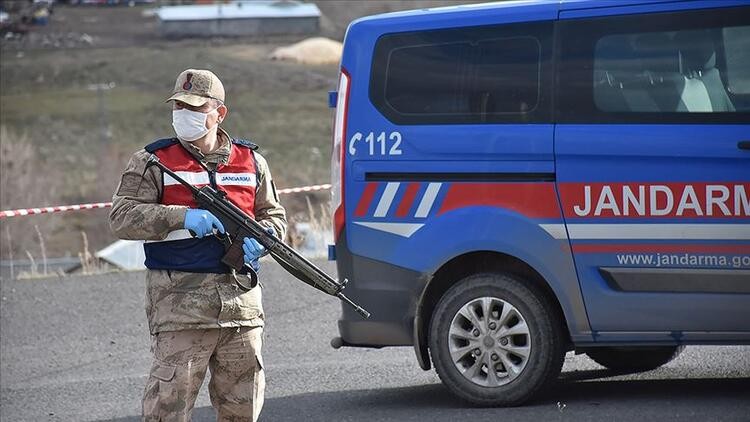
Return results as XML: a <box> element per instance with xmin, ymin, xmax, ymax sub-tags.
<box><xmin>157</xmin><ymin>0</ymin><xmax>320</xmax><ymax>37</ymax></box>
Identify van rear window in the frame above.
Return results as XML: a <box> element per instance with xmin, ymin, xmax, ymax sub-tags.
<box><xmin>370</xmin><ymin>22</ymin><xmax>552</xmax><ymax>125</ymax></box>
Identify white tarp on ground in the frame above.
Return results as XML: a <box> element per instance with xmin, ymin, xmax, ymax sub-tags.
<box><xmin>293</xmin><ymin>222</ymin><xmax>330</xmax><ymax>258</ymax></box>
<box><xmin>96</xmin><ymin>239</ymin><xmax>146</xmax><ymax>271</ymax></box>
<box><xmin>269</xmin><ymin>37</ymin><xmax>343</xmax><ymax>65</ymax></box>
<box><xmin>157</xmin><ymin>0</ymin><xmax>320</xmax><ymax>21</ymax></box>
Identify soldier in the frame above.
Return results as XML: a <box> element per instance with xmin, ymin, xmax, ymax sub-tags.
<box><xmin>109</xmin><ymin>69</ymin><xmax>287</xmax><ymax>422</ymax></box>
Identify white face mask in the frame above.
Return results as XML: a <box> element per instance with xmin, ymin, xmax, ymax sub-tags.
<box><xmin>172</xmin><ymin>108</ymin><xmax>217</xmax><ymax>142</ymax></box>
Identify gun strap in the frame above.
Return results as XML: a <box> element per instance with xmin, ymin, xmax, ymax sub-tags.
<box><xmin>236</xmin><ymin>266</ymin><xmax>259</xmax><ymax>291</ymax></box>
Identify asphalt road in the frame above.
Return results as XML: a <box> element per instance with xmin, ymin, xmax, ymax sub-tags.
<box><xmin>1</xmin><ymin>260</ymin><xmax>749</xmax><ymax>422</ymax></box>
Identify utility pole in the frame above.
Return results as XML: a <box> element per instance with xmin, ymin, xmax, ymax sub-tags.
<box><xmin>87</xmin><ymin>82</ymin><xmax>115</xmax><ymax>145</ymax></box>
<box><xmin>87</xmin><ymin>82</ymin><xmax>116</xmax><ymax>199</ymax></box>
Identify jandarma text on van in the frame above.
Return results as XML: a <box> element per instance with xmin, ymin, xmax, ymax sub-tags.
<box><xmin>616</xmin><ymin>253</ymin><xmax>750</xmax><ymax>268</ymax></box>
<box><xmin>565</xmin><ymin>183</ymin><xmax>750</xmax><ymax>217</ymax></box>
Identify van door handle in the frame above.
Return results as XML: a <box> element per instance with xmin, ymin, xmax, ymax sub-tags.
<box><xmin>739</xmin><ymin>141</ymin><xmax>750</xmax><ymax>150</ymax></box>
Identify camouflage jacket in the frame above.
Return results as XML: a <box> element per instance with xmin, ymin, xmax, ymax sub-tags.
<box><xmin>109</xmin><ymin>128</ymin><xmax>287</xmax><ymax>334</ymax></box>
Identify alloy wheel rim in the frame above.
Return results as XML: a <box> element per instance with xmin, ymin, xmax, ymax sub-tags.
<box><xmin>447</xmin><ymin>296</ymin><xmax>531</xmax><ymax>387</ymax></box>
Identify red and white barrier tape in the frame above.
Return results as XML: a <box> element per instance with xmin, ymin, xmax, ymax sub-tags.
<box><xmin>277</xmin><ymin>183</ymin><xmax>331</xmax><ymax>194</ymax></box>
<box><xmin>1</xmin><ymin>203</ymin><xmax>112</xmax><ymax>218</ymax></box>
<box><xmin>0</xmin><ymin>183</ymin><xmax>331</xmax><ymax>218</ymax></box>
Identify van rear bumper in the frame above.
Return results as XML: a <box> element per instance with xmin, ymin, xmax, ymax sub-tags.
<box><xmin>334</xmin><ymin>231</ymin><xmax>426</xmax><ymax>347</ymax></box>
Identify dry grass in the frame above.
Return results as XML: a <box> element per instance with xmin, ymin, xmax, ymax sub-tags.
<box><xmin>78</xmin><ymin>231</ymin><xmax>110</xmax><ymax>276</ymax></box>
<box><xmin>0</xmin><ymin>126</ymin><xmax>69</xmax><ymax>260</ymax></box>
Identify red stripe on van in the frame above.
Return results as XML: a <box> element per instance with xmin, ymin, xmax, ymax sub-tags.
<box><xmin>396</xmin><ymin>183</ymin><xmax>421</xmax><ymax>217</ymax></box>
<box><xmin>438</xmin><ymin>183</ymin><xmax>560</xmax><ymax>218</ymax></box>
<box><xmin>354</xmin><ymin>183</ymin><xmax>378</xmax><ymax>217</ymax></box>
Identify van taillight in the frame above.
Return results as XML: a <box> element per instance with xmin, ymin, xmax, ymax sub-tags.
<box><xmin>331</xmin><ymin>68</ymin><xmax>350</xmax><ymax>242</ymax></box>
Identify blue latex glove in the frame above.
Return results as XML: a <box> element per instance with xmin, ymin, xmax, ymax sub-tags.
<box><xmin>184</xmin><ymin>209</ymin><xmax>225</xmax><ymax>238</ymax></box>
<box><xmin>243</xmin><ymin>227</ymin><xmax>276</xmax><ymax>264</ymax></box>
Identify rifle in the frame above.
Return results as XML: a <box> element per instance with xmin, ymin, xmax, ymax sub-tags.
<box><xmin>145</xmin><ymin>154</ymin><xmax>370</xmax><ymax>319</ymax></box>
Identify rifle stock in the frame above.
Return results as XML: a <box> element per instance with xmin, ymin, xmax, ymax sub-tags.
<box><xmin>145</xmin><ymin>154</ymin><xmax>370</xmax><ymax>319</ymax></box>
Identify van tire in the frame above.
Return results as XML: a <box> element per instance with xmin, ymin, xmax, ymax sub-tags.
<box><xmin>585</xmin><ymin>346</ymin><xmax>685</xmax><ymax>372</ymax></box>
<box><xmin>428</xmin><ymin>273</ymin><xmax>564</xmax><ymax>406</ymax></box>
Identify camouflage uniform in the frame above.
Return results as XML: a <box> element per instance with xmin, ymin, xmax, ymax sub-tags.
<box><xmin>110</xmin><ymin>127</ymin><xmax>286</xmax><ymax>421</ymax></box>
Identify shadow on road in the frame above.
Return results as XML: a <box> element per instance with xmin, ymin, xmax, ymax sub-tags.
<box><xmin>97</xmin><ymin>376</ymin><xmax>750</xmax><ymax>422</ymax></box>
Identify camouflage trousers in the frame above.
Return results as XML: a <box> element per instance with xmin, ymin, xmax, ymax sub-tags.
<box><xmin>142</xmin><ymin>326</ymin><xmax>265</xmax><ymax>422</ymax></box>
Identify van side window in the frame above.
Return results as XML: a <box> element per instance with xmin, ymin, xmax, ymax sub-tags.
<box><xmin>370</xmin><ymin>22</ymin><xmax>552</xmax><ymax>125</ymax></box>
<box><xmin>558</xmin><ymin>6</ymin><xmax>750</xmax><ymax>123</ymax></box>
<box><xmin>724</xmin><ymin>26</ymin><xmax>750</xmax><ymax>95</ymax></box>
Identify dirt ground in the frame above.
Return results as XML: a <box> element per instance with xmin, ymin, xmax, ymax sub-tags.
<box><xmin>0</xmin><ymin>1</ymin><xmax>481</xmax><ymax>259</ymax></box>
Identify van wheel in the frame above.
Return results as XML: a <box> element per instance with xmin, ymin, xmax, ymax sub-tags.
<box><xmin>585</xmin><ymin>346</ymin><xmax>685</xmax><ymax>372</ymax></box>
<box><xmin>429</xmin><ymin>273</ymin><xmax>564</xmax><ymax>406</ymax></box>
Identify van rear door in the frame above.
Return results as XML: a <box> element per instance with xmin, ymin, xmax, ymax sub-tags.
<box><xmin>555</xmin><ymin>2</ymin><xmax>750</xmax><ymax>342</ymax></box>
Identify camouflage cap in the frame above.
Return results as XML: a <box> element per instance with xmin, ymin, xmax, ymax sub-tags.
<box><xmin>166</xmin><ymin>69</ymin><xmax>225</xmax><ymax>107</ymax></box>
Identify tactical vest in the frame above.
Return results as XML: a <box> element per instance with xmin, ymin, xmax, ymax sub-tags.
<box><xmin>142</xmin><ymin>137</ymin><xmax>259</xmax><ymax>273</ymax></box>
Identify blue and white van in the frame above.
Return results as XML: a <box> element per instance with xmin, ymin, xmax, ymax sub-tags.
<box><xmin>328</xmin><ymin>0</ymin><xmax>750</xmax><ymax>405</ymax></box>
